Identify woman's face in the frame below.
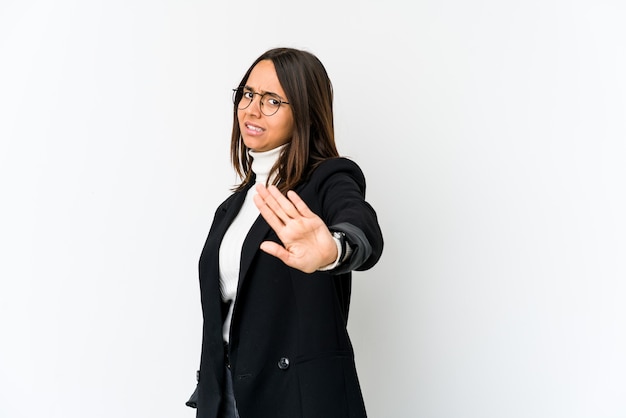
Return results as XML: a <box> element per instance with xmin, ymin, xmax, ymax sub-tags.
<box><xmin>238</xmin><ymin>60</ymin><xmax>294</xmax><ymax>152</ymax></box>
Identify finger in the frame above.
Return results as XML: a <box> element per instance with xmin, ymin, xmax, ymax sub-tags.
<box><xmin>260</xmin><ymin>241</ymin><xmax>316</xmax><ymax>273</ymax></box>
<box><xmin>253</xmin><ymin>192</ymin><xmax>285</xmax><ymax>230</ymax></box>
<box><xmin>266</xmin><ymin>185</ymin><xmax>302</xmax><ymax>219</ymax></box>
<box><xmin>255</xmin><ymin>183</ymin><xmax>271</xmax><ymax>199</ymax></box>
<box><xmin>286</xmin><ymin>190</ymin><xmax>316</xmax><ymax>218</ymax></box>
<box><xmin>255</xmin><ymin>184</ymin><xmax>295</xmax><ymax>223</ymax></box>
<box><xmin>254</xmin><ymin>184</ymin><xmax>288</xmax><ymax>225</ymax></box>
<box><xmin>259</xmin><ymin>241</ymin><xmax>291</xmax><ymax>263</ymax></box>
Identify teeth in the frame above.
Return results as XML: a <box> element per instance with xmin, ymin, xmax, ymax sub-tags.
<box><xmin>247</xmin><ymin>124</ymin><xmax>262</xmax><ymax>132</ymax></box>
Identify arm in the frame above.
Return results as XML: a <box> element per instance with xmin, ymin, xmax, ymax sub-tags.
<box><xmin>253</xmin><ymin>159</ymin><xmax>383</xmax><ymax>274</ymax></box>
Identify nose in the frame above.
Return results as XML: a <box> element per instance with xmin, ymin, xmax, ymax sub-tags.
<box><xmin>245</xmin><ymin>93</ymin><xmax>263</xmax><ymax>116</ymax></box>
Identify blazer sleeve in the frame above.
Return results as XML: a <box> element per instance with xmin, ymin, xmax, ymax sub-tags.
<box><xmin>311</xmin><ymin>158</ymin><xmax>384</xmax><ymax>274</ymax></box>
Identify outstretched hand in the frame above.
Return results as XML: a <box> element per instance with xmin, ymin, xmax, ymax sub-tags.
<box><xmin>253</xmin><ymin>184</ymin><xmax>338</xmax><ymax>273</ymax></box>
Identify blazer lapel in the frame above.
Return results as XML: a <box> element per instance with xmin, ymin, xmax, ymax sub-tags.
<box><xmin>213</xmin><ymin>183</ymin><xmax>254</xmax><ymax>246</ymax></box>
<box><xmin>200</xmin><ymin>182</ymin><xmax>254</xmax><ymax>298</ymax></box>
<box><xmin>238</xmin><ymin>212</ymin><xmax>271</xmax><ymax>290</ymax></box>
<box><xmin>210</xmin><ymin>179</ymin><xmax>272</xmax><ymax>294</ymax></box>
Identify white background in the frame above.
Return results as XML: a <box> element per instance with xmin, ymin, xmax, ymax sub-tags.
<box><xmin>1</xmin><ymin>1</ymin><xmax>625</xmax><ymax>417</ymax></box>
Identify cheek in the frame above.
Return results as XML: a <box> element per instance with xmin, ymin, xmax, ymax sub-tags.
<box><xmin>276</xmin><ymin>122</ymin><xmax>293</xmax><ymax>140</ymax></box>
<box><xmin>281</xmin><ymin>115</ymin><xmax>295</xmax><ymax>137</ymax></box>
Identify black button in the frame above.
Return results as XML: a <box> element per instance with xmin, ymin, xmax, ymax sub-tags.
<box><xmin>278</xmin><ymin>357</ymin><xmax>290</xmax><ymax>370</ymax></box>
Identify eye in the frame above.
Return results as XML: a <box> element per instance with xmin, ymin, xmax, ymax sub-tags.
<box><xmin>242</xmin><ymin>91</ymin><xmax>254</xmax><ymax>99</ymax></box>
<box><xmin>266</xmin><ymin>97</ymin><xmax>281</xmax><ymax>106</ymax></box>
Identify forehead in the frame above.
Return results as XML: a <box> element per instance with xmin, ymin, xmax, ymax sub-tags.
<box><xmin>245</xmin><ymin>60</ymin><xmax>286</xmax><ymax>96</ymax></box>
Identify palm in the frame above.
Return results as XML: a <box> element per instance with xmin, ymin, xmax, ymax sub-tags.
<box><xmin>253</xmin><ymin>184</ymin><xmax>337</xmax><ymax>273</ymax></box>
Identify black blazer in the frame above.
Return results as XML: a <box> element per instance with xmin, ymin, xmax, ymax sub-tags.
<box><xmin>193</xmin><ymin>157</ymin><xmax>383</xmax><ymax>418</ymax></box>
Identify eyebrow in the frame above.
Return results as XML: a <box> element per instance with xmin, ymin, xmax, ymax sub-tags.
<box><xmin>243</xmin><ymin>85</ymin><xmax>284</xmax><ymax>100</ymax></box>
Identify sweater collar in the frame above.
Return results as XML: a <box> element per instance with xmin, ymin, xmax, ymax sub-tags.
<box><xmin>249</xmin><ymin>144</ymin><xmax>286</xmax><ymax>185</ymax></box>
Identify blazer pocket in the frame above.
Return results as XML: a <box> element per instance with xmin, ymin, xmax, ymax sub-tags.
<box><xmin>295</xmin><ymin>354</ymin><xmax>361</xmax><ymax>418</ymax></box>
<box><xmin>294</xmin><ymin>350</ymin><xmax>352</xmax><ymax>365</ymax></box>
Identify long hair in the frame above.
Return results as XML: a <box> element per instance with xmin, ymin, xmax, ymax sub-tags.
<box><xmin>230</xmin><ymin>48</ymin><xmax>339</xmax><ymax>193</ymax></box>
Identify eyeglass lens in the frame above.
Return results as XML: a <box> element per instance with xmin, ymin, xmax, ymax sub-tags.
<box><xmin>233</xmin><ymin>88</ymin><xmax>284</xmax><ymax>116</ymax></box>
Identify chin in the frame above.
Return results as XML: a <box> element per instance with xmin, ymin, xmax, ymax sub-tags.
<box><xmin>242</xmin><ymin>139</ymin><xmax>260</xmax><ymax>151</ymax></box>
<box><xmin>244</xmin><ymin>144</ymin><xmax>265</xmax><ymax>152</ymax></box>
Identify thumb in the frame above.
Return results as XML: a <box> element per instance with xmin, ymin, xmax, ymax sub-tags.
<box><xmin>259</xmin><ymin>241</ymin><xmax>290</xmax><ymax>262</ymax></box>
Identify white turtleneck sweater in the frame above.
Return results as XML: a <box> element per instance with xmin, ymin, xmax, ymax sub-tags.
<box><xmin>218</xmin><ymin>145</ymin><xmax>283</xmax><ymax>343</ymax></box>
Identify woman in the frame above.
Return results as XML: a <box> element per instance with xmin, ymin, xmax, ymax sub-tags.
<box><xmin>187</xmin><ymin>47</ymin><xmax>384</xmax><ymax>418</ymax></box>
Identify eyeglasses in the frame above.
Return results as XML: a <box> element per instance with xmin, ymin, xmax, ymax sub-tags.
<box><xmin>232</xmin><ymin>87</ymin><xmax>290</xmax><ymax>116</ymax></box>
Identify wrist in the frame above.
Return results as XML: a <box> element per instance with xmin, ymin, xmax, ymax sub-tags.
<box><xmin>318</xmin><ymin>230</ymin><xmax>346</xmax><ymax>271</ymax></box>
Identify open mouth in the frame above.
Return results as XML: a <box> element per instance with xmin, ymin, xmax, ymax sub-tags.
<box><xmin>245</xmin><ymin>122</ymin><xmax>264</xmax><ymax>133</ymax></box>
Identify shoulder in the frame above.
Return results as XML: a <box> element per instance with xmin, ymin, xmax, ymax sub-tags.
<box><xmin>307</xmin><ymin>157</ymin><xmax>366</xmax><ymax>192</ymax></box>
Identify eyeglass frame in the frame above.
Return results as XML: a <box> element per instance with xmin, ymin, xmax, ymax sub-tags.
<box><xmin>232</xmin><ymin>86</ymin><xmax>290</xmax><ymax>116</ymax></box>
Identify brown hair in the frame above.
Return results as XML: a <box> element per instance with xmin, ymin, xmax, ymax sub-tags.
<box><xmin>230</xmin><ymin>47</ymin><xmax>339</xmax><ymax>193</ymax></box>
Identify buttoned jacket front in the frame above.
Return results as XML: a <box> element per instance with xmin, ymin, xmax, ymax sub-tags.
<box><xmin>194</xmin><ymin>157</ymin><xmax>383</xmax><ymax>418</ymax></box>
